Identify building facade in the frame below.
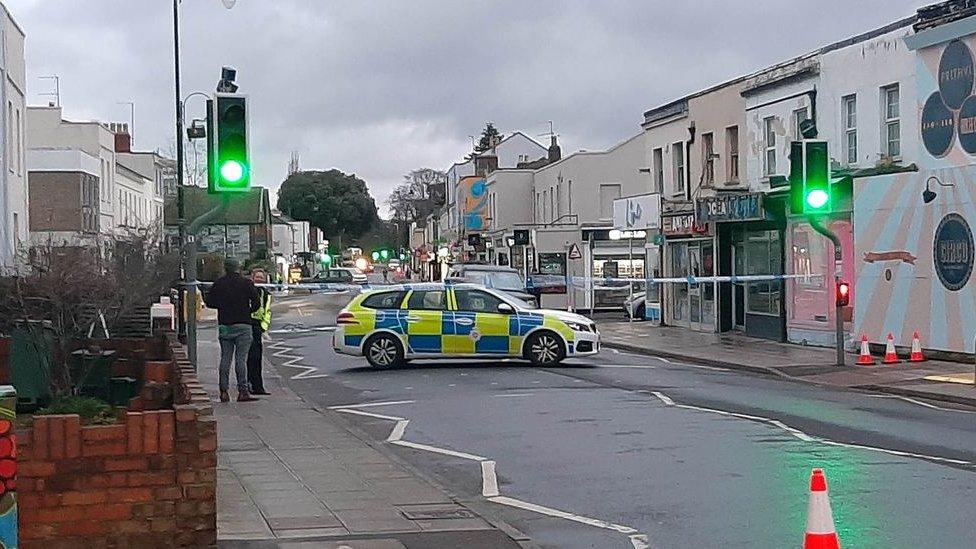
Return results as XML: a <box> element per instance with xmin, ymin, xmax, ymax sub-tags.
<box><xmin>0</xmin><ymin>4</ymin><xmax>25</xmax><ymax>270</ymax></box>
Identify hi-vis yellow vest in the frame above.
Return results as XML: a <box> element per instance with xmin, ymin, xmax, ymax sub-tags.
<box><xmin>251</xmin><ymin>291</ymin><xmax>272</xmax><ymax>331</ymax></box>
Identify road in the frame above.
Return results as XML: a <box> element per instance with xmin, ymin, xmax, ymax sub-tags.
<box><xmin>263</xmin><ymin>290</ymin><xmax>976</xmax><ymax>548</ymax></box>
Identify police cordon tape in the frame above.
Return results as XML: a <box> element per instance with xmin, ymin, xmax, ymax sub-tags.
<box><xmin>195</xmin><ymin>281</ymin><xmax>369</xmax><ymax>294</ymax></box>
<box><xmin>568</xmin><ymin>273</ymin><xmax>826</xmax><ymax>285</ymax></box>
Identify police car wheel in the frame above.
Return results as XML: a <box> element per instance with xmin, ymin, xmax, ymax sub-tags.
<box><xmin>364</xmin><ymin>334</ymin><xmax>404</xmax><ymax>368</ymax></box>
<box><xmin>526</xmin><ymin>331</ymin><xmax>565</xmax><ymax>366</ymax></box>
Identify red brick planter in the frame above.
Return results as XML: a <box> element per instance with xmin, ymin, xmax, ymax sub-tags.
<box><xmin>15</xmin><ymin>334</ymin><xmax>215</xmax><ymax>548</ymax></box>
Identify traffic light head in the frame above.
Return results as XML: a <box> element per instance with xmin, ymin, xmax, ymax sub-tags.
<box><xmin>803</xmin><ymin>140</ymin><xmax>830</xmax><ymax>214</ymax></box>
<box><xmin>380</xmin><ymin>249</ymin><xmax>390</xmax><ymax>260</ymax></box>
<box><xmin>320</xmin><ymin>253</ymin><xmax>332</xmax><ymax>266</ymax></box>
<box><xmin>836</xmin><ymin>281</ymin><xmax>851</xmax><ymax>307</ymax></box>
<box><xmin>371</xmin><ymin>251</ymin><xmax>380</xmax><ymax>261</ymax></box>
<box><xmin>211</xmin><ymin>93</ymin><xmax>250</xmax><ymax>193</ymax></box>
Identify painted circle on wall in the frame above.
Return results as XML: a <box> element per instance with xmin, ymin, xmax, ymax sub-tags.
<box><xmin>922</xmin><ymin>92</ymin><xmax>955</xmax><ymax>157</ymax></box>
<box><xmin>933</xmin><ymin>212</ymin><xmax>974</xmax><ymax>291</ymax></box>
<box><xmin>938</xmin><ymin>39</ymin><xmax>974</xmax><ymax>109</ymax></box>
<box><xmin>958</xmin><ymin>95</ymin><xmax>976</xmax><ymax>153</ymax></box>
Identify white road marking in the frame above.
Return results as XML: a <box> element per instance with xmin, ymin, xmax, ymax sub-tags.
<box><xmin>487</xmin><ymin>495</ymin><xmax>638</xmax><ymax>535</ymax></box>
<box><xmin>391</xmin><ymin>440</ymin><xmax>488</xmax><ymax>461</ymax></box>
<box><xmin>267</xmin><ymin>326</ymin><xmax>336</xmax><ymax>335</ymax></box>
<box><xmin>650</xmin><ymin>356</ymin><xmax>729</xmax><ymax>371</ymax></box>
<box><xmin>333</xmin><ymin>408</ymin><xmax>405</xmax><ymax>422</ymax></box>
<box><xmin>328</xmin><ymin>400</ymin><xmax>416</xmax><ymax>410</ymax></box>
<box><xmin>334</xmin><ymin>400</ymin><xmax>651</xmax><ymax>546</ymax></box>
<box><xmin>481</xmin><ymin>460</ymin><xmax>499</xmax><ymax>497</ymax></box>
<box><xmin>610</xmin><ymin>348</ymin><xmax>621</xmax><ymax>355</ymax></box>
<box><xmin>598</xmin><ymin>364</ymin><xmax>657</xmax><ymax>370</ymax></box>
<box><xmin>297</xmin><ymin>307</ymin><xmax>310</xmax><ymax>317</ymax></box>
<box><xmin>404</xmin><ymin>386</ymin><xmax>414</xmax><ymax>390</ymax></box>
<box><xmin>866</xmin><ymin>394</ymin><xmax>976</xmax><ymax>414</ymax></box>
<box><xmin>448</xmin><ymin>384</ymin><xmax>456</xmax><ymax>387</ymax></box>
<box><xmin>648</xmin><ymin>391</ymin><xmax>973</xmax><ymax>467</ymax></box>
<box><xmin>267</xmin><ymin>340</ymin><xmax>329</xmax><ymax>380</ymax></box>
<box><xmin>387</xmin><ymin>420</ymin><xmax>409</xmax><ymax>443</ymax></box>
<box><xmin>491</xmin><ymin>393</ymin><xmax>534</xmax><ymax>398</ymax></box>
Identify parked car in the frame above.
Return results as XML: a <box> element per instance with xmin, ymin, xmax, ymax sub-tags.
<box><xmin>304</xmin><ymin>268</ymin><xmax>367</xmax><ymax>285</ymax></box>
<box><xmin>622</xmin><ymin>292</ymin><xmax>646</xmax><ymax>319</ymax></box>
<box><xmin>446</xmin><ymin>264</ymin><xmax>537</xmax><ymax>307</ymax></box>
<box><xmin>333</xmin><ymin>282</ymin><xmax>599</xmax><ymax>367</ymax></box>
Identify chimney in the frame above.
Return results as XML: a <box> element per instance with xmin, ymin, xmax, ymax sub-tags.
<box><xmin>548</xmin><ymin>135</ymin><xmax>561</xmax><ymax>163</ymax></box>
<box><xmin>112</xmin><ymin>122</ymin><xmax>131</xmax><ymax>153</ymax></box>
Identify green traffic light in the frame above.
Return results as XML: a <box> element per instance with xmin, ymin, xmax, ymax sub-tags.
<box><xmin>380</xmin><ymin>249</ymin><xmax>390</xmax><ymax>260</ymax></box>
<box><xmin>220</xmin><ymin>160</ymin><xmax>246</xmax><ymax>183</ymax></box>
<box><xmin>321</xmin><ymin>253</ymin><xmax>332</xmax><ymax>265</ymax></box>
<box><xmin>371</xmin><ymin>251</ymin><xmax>380</xmax><ymax>261</ymax></box>
<box><xmin>805</xmin><ymin>189</ymin><xmax>829</xmax><ymax>209</ymax></box>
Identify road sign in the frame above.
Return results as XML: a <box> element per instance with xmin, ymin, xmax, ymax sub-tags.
<box><xmin>568</xmin><ymin>243</ymin><xmax>583</xmax><ymax>260</ymax></box>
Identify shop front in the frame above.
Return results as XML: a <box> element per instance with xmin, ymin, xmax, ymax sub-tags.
<box><xmin>698</xmin><ymin>192</ymin><xmax>788</xmax><ymax>341</ymax></box>
<box><xmin>583</xmin><ymin>228</ymin><xmax>648</xmax><ymax>311</ymax></box>
<box><xmin>662</xmin><ymin>212</ymin><xmax>715</xmax><ymax>331</ymax></box>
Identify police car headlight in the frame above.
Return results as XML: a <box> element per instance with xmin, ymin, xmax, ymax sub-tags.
<box><xmin>566</xmin><ymin>321</ymin><xmax>590</xmax><ymax>332</ymax></box>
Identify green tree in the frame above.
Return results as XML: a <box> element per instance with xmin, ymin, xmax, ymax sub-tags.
<box><xmin>277</xmin><ymin>169</ymin><xmax>378</xmax><ymax>249</ymax></box>
<box><xmin>475</xmin><ymin>122</ymin><xmax>504</xmax><ymax>152</ymax></box>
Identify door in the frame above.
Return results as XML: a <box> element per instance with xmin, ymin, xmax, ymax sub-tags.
<box><xmin>688</xmin><ymin>245</ymin><xmax>703</xmax><ymax>328</ymax></box>
<box><xmin>403</xmin><ymin>289</ymin><xmax>448</xmax><ymax>354</ymax></box>
<box><xmin>448</xmin><ymin>289</ymin><xmax>513</xmax><ymax>355</ymax></box>
<box><xmin>670</xmin><ymin>243</ymin><xmax>689</xmax><ymax>326</ymax></box>
<box><xmin>699</xmin><ymin>241</ymin><xmax>716</xmax><ymax>331</ymax></box>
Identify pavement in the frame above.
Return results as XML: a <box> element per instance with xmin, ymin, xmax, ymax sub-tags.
<box><xmin>225</xmin><ymin>293</ymin><xmax>976</xmax><ymax>549</ymax></box>
<box><xmin>596</xmin><ymin>319</ymin><xmax>976</xmax><ymax>406</ymax></box>
<box><xmin>198</xmin><ymin>326</ymin><xmax>530</xmax><ymax>548</ymax></box>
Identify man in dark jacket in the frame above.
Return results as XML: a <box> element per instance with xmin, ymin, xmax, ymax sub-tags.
<box><xmin>204</xmin><ymin>258</ymin><xmax>261</xmax><ymax>403</ymax></box>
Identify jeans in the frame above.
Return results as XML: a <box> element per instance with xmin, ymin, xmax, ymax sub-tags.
<box><xmin>218</xmin><ymin>324</ymin><xmax>253</xmax><ymax>392</ymax></box>
<box><xmin>246</xmin><ymin>324</ymin><xmax>265</xmax><ymax>393</ymax></box>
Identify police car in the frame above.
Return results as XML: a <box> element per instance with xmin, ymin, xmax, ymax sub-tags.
<box><xmin>333</xmin><ymin>282</ymin><xmax>599</xmax><ymax>367</ymax></box>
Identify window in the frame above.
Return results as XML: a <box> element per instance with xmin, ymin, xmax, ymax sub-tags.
<box><xmin>726</xmin><ymin>126</ymin><xmax>739</xmax><ymax>182</ymax></box>
<box><xmin>763</xmin><ymin>117</ymin><xmax>776</xmax><ymax>176</ymax></box>
<box><xmin>598</xmin><ymin>184</ymin><xmax>621</xmax><ymax>219</ymax></box>
<box><xmin>652</xmin><ymin>147</ymin><xmax>664</xmax><ymax>193</ymax></box>
<box><xmin>672</xmin><ymin>142</ymin><xmax>685</xmax><ymax>195</ymax></box>
<box><xmin>702</xmin><ymin>132</ymin><xmax>714</xmax><ymax>186</ymax></box>
<box><xmin>793</xmin><ymin>107</ymin><xmax>809</xmax><ymax>140</ymax></box>
<box><xmin>12</xmin><ymin>213</ymin><xmax>18</xmax><ymax>246</ymax></box>
<box><xmin>555</xmin><ymin>184</ymin><xmax>561</xmax><ymax>218</ymax></box>
<box><xmin>5</xmin><ymin>102</ymin><xmax>11</xmax><ymax>173</ymax></box>
<box><xmin>746</xmin><ymin>230</ymin><xmax>782</xmax><ymax>315</ymax></box>
<box><xmin>454</xmin><ymin>289</ymin><xmax>505</xmax><ymax>313</ymax></box>
<box><xmin>15</xmin><ymin>108</ymin><xmax>21</xmax><ymax>175</ymax></box>
<box><xmin>362</xmin><ymin>291</ymin><xmax>407</xmax><ymax>309</ymax></box>
<box><xmin>550</xmin><ymin>186</ymin><xmax>555</xmax><ymax>220</ymax></box>
<box><xmin>843</xmin><ymin>95</ymin><xmax>857</xmax><ymax>164</ymax></box>
<box><xmin>407</xmin><ymin>290</ymin><xmax>447</xmax><ymax>310</ymax></box>
<box><xmin>542</xmin><ymin>190</ymin><xmax>549</xmax><ymax>222</ymax></box>
<box><xmin>882</xmin><ymin>85</ymin><xmax>900</xmax><ymax>158</ymax></box>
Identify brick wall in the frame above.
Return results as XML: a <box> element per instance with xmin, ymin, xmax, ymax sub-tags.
<box><xmin>16</xmin><ymin>335</ymin><xmax>216</xmax><ymax>548</ymax></box>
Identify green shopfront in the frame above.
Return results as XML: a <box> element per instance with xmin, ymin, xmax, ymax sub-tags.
<box><xmin>697</xmin><ymin>191</ymin><xmax>788</xmax><ymax>341</ymax></box>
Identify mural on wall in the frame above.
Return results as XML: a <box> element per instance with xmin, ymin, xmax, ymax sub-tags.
<box><xmin>458</xmin><ymin>176</ymin><xmax>488</xmax><ymax>231</ymax></box>
<box><xmin>853</xmin><ymin>36</ymin><xmax>976</xmax><ymax>353</ymax></box>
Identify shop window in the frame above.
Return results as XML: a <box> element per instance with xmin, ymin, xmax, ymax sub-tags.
<box><xmin>789</xmin><ymin>223</ymin><xmax>828</xmax><ymax>324</ymax></box>
<box><xmin>538</xmin><ymin>252</ymin><xmax>566</xmax><ymax>276</ymax></box>
<box><xmin>745</xmin><ymin>230</ymin><xmax>781</xmax><ymax>315</ymax></box>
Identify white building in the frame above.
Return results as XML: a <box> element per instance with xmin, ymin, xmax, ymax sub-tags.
<box><xmin>27</xmin><ymin>106</ymin><xmax>119</xmax><ymax>237</ymax></box>
<box><xmin>485</xmin><ymin>132</ymin><xmax>650</xmax><ymax>309</ymax></box>
<box><xmin>0</xmin><ymin>4</ymin><xmax>25</xmax><ymax>271</ymax></box>
<box><xmin>442</xmin><ymin>131</ymin><xmax>548</xmax><ymax>245</ymax></box>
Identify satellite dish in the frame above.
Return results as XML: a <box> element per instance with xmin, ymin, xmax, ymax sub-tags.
<box><xmin>221</xmin><ymin>0</ymin><xmax>237</xmax><ymax>8</ymax></box>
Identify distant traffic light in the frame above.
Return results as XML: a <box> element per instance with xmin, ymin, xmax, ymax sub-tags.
<box><xmin>380</xmin><ymin>249</ymin><xmax>390</xmax><ymax>261</ymax></box>
<box><xmin>320</xmin><ymin>253</ymin><xmax>332</xmax><ymax>266</ymax></box>
<box><xmin>399</xmin><ymin>252</ymin><xmax>406</xmax><ymax>261</ymax></box>
<box><xmin>211</xmin><ymin>93</ymin><xmax>250</xmax><ymax>193</ymax></box>
<box><xmin>836</xmin><ymin>281</ymin><xmax>851</xmax><ymax>307</ymax></box>
<box><xmin>371</xmin><ymin>251</ymin><xmax>380</xmax><ymax>261</ymax></box>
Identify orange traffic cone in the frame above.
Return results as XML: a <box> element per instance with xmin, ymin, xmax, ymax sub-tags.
<box><xmin>803</xmin><ymin>468</ymin><xmax>841</xmax><ymax>549</ymax></box>
<box><xmin>909</xmin><ymin>331</ymin><xmax>925</xmax><ymax>362</ymax></box>
<box><xmin>856</xmin><ymin>335</ymin><xmax>875</xmax><ymax>365</ymax></box>
<box><xmin>882</xmin><ymin>332</ymin><xmax>899</xmax><ymax>364</ymax></box>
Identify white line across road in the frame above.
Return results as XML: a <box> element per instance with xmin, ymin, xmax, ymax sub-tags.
<box><xmin>865</xmin><ymin>394</ymin><xmax>976</xmax><ymax>414</ymax></box>
<box><xmin>330</xmin><ymin>403</ymin><xmax>651</xmax><ymax>548</ymax></box>
<box><xmin>648</xmin><ymin>391</ymin><xmax>973</xmax><ymax>468</ymax></box>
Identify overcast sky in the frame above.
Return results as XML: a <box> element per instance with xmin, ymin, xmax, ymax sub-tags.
<box><xmin>10</xmin><ymin>0</ymin><xmax>921</xmax><ymax>216</ymax></box>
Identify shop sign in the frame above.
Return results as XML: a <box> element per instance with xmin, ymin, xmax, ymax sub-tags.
<box><xmin>695</xmin><ymin>193</ymin><xmax>764</xmax><ymax>223</ymax></box>
<box><xmin>922</xmin><ymin>40</ymin><xmax>974</xmax><ymax>157</ymax></box>
<box><xmin>934</xmin><ymin>212</ymin><xmax>974</xmax><ymax>291</ymax></box>
<box><xmin>612</xmin><ymin>193</ymin><xmax>661</xmax><ymax>230</ymax></box>
<box><xmin>662</xmin><ymin>213</ymin><xmax>710</xmax><ymax>236</ymax></box>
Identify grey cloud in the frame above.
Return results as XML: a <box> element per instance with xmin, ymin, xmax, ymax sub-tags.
<box><xmin>10</xmin><ymin>0</ymin><xmax>922</xmax><ymax>211</ymax></box>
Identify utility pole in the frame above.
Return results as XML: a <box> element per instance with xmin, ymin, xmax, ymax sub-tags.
<box><xmin>809</xmin><ymin>217</ymin><xmax>844</xmax><ymax>366</ymax></box>
<box><xmin>173</xmin><ymin>0</ymin><xmax>188</xmax><ymax>342</ymax></box>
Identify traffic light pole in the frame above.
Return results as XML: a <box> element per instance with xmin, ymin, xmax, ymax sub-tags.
<box><xmin>808</xmin><ymin>216</ymin><xmax>845</xmax><ymax>366</ymax></box>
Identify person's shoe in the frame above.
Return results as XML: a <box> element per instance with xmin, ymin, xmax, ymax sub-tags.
<box><xmin>251</xmin><ymin>389</ymin><xmax>271</xmax><ymax>396</ymax></box>
<box><xmin>219</xmin><ymin>390</ymin><xmax>230</xmax><ymax>403</ymax></box>
<box><xmin>237</xmin><ymin>389</ymin><xmax>259</xmax><ymax>402</ymax></box>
